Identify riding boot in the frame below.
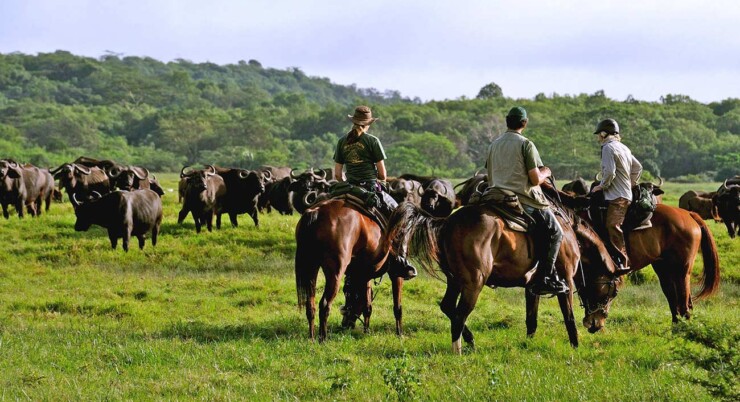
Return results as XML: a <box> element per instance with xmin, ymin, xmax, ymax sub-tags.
<box><xmin>527</xmin><ymin>208</ymin><xmax>569</xmax><ymax>296</ymax></box>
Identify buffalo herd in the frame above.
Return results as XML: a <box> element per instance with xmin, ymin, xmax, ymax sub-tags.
<box><xmin>1</xmin><ymin>156</ymin><xmax>738</xmax><ymax>248</ymax></box>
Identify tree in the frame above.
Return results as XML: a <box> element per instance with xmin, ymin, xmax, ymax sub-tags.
<box><xmin>476</xmin><ymin>82</ymin><xmax>503</xmax><ymax>99</ymax></box>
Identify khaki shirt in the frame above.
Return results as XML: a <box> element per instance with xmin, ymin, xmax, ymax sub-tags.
<box><xmin>486</xmin><ymin>131</ymin><xmax>550</xmax><ymax>209</ymax></box>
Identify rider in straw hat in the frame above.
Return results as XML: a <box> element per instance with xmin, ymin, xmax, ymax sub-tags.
<box><xmin>333</xmin><ymin>105</ymin><xmax>417</xmax><ymax>280</ymax></box>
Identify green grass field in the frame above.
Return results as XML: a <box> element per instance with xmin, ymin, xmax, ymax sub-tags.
<box><xmin>0</xmin><ymin>178</ymin><xmax>737</xmax><ymax>400</ymax></box>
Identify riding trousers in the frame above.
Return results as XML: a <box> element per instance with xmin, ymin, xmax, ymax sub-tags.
<box><xmin>605</xmin><ymin>197</ymin><xmax>631</xmax><ymax>266</ymax></box>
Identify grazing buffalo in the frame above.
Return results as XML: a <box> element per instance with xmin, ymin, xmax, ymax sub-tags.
<box><xmin>454</xmin><ymin>173</ymin><xmax>487</xmax><ymax>207</ymax></box>
<box><xmin>178</xmin><ymin>166</ymin><xmax>227</xmax><ymax>233</ymax></box>
<box><xmin>388</xmin><ymin>177</ymin><xmax>422</xmax><ymax>206</ymax></box>
<box><xmin>561</xmin><ymin>177</ymin><xmax>590</xmax><ymax>195</ymax></box>
<box><xmin>72</xmin><ymin>189</ymin><xmax>162</xmax><ymax>251</ymax></box>
<box><xmin>259</xmin><ymin>177</ymin><xmax>294</xmax><ymax>215</ymax></box>
<box><xmin>714</xmin><ymin>178</ymin><xmax>740</xmax><ymax>238</ymax></box>
<box><xmin>50</xmin><ymin>163</ymin><xmax>110</xmax><ymax>203</ymax></box>
<box><xmin>214</xmin><ymin>166</ymin><xmax>267</xmax><ymax>227</ymax></box>
<box><xmin>419</xmin><ymin>178</ymin><xmax>456</xmax><ymax>217</ymax></box>
<box><xmin>288</xmin><ymin>168</ymin><xmax>331</xmax><ymax>214</ymax></box>
<box><xmin>679</xmin><ymin>191</ymin><xmax>721</xmax><ymax>222</ymax></box>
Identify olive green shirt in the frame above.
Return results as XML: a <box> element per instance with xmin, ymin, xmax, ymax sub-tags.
<box><xmin>333</xmin><ymin>133</ymin><xmax>386</xmax><ymax>184</ymax></box>
<box><xmin>485</xmin><ymin>131</ymin><xmax>550</xmax><ymax>209</ymax></box>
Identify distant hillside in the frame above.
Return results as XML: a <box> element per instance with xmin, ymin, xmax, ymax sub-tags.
<box><xmin>0</xmin><ymin>51</ymin><xmax>738</xmax><ymax>180</ymax></box>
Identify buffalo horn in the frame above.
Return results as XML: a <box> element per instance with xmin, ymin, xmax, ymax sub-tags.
<box><xmin>8</xmin><ymin>160</ymin><xmax>18</xmax><ymax>169</ymax></box>
<box><xmin>206</xmin><ymin>165</ymin><xmax>216</xmax><ymax>176</ymax></box>
<box><xmin>417</xmin><ymin>185</ymin><xmax>425</xmax><ymax>196</ymax></box>
<box><xmin>475</xmin><ymin>181</ymin><xmax>488</xmax><ymax>193</ymax></box>
<box><xmin>290</xmin><ymin>169</ymin><xmax>300</xmax><ymax>179</ymax></box>
<box><xmin>441</xmin><ymin>184</ymin><xmax>448</xmax><ymax>195</ymax></box>
<box><xmin>316</xmin><ymin>169</ymin><xmax>327</xmax><ymax>180</ymax></box>
<box><xmin>657</xmin><ymin>177</ymin><xmax>664</xmax><ymax>186</ymax></box>
<box><xmin>303</xmin><ymin>190</ymin><xmax>317</xmax><ymax>205</ymax></box>
<box><xmin>74</xmin><ymin>164</ymin><xmax>91</xmax><ymax>175</ymax></box>
<box><xmin>474</xmin><ymin>168</ymin><xmax>484</xmax><ymax>176</ymax></box>
<box><xmin>238</xmin><ymin>169</ymin><xmax>250</xmax><ymax>179</ymax></box>
<box><xmin>132</xmin><ymin>166</ymin><xmax>149</xmax><ymax>180</ymax></box>
<box><xmin>262</xmin><ymin>169</ymin><xmax>272</xmax><ymax>180</ymax></box>
<box><xmin>390</xmin><ymin>179</ymin><xmax>401</xmax><ymax>191</ymax></box>
<box><xmin>108</xmin><ymin>165</ymin><xmax>123</xmax><ymax>178</ymax></box>
<box><xmin>180</xmin><ymin>166</ymin><xmax>189</xmax><ymax>178</ymax></box>
<box><xmin>71</xmin><ymin>192</ymin><xmax>82</xmax><ymax>206</ymax></box>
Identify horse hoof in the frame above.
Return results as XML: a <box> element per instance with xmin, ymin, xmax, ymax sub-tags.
<box><xmin>452</xmin><ymin>339</ymin><xmax>462</xmax><ymax>355</ymax></box>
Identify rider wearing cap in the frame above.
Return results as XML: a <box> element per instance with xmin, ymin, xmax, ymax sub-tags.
<box><xmin>590</xmin><ymin>118</ymin><xmax>643</xmax><ymax>275</ymax></box>
<box><xmin>486</xmin><ymin>106</ymin><xmax>570</xmax><ymax>295</ymax></box>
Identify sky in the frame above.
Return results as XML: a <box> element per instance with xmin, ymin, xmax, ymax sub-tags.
<box><xmin>1</xmin><ymin>0</ymin><xmax>739</xmax><ymax>103</ymax></box>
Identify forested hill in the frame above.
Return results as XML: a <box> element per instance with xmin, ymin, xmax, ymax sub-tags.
<box><xmin>0</xmin><ymin>50</ymin><xmax>738</xmax><ymax>180</ymax></box>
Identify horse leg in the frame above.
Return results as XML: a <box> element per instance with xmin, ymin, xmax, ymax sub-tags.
<box><xmin>295</xmin><ymin>248</ymin><xmax>321</xmax><ymax>341</ymax></box>
<box><xmin>653</xmin><ymin>262</ymin><xmax>680</xmax><ymax>323</ymax></box>
<box><xmin>440</xmin><ymin>282</ymin><xmax>474</xmax><ymax>345</ymax></box>
<box><xmin>525</xmin><ymin>291</ymin><xmax>540</xmax><ymax>338</ymax></box>
<box><xmin>362</xmin><ymin>284</ymin><xmax>373</xmax><ymax>333</ymax></box>
<box><xmin>391</xmin><ymin>276</ymin><xmax>403</xmax><ymax>336</ymax></box>
<box><xmin>556</xmin><ymin>289</ymin><xmax>579</xmax><ymax>348</ymax></box>
<box><xmin>451</xmin><ymin>286</ymin><xmax>482</xmax><ymax>354</ymax></box>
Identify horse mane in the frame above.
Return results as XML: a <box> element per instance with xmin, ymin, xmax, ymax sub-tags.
<box><xmin>541</xmin><ymin>183</ymin><xmax>620</xmax><ymax>279</ymax></box>
<box><xmin>387</xmin><ymin>202</ymin><xmax>447</xmax><ymax>280</ymax></box>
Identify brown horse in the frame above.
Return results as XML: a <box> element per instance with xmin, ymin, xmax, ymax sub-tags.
<box><xmin>295</xmin><ymin>198</ymin><xmax>404</xmax><ymax>342</ymax></box>
<box><xmin>388</xmin><ymin>201</ymin><xmax>595</xmax><ymax>353</ymax></box>
<box><xmin>574</xmin><ymin>202</ymin><xmax>721</xmax><ymax>332</ymax></box>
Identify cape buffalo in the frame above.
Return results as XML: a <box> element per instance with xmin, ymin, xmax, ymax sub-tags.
<box><xmin>419</xmin><ymin>178</ymin><xmax>455</xmax><ymax>217</ymax></box>
<box><xmin>0</xmin><ymin>161</ymin><xmax>55</xmax><ymax>218</ymax></box>
<box><xmin>388</xmin><ymin>177</ymin><xmax>422</xmax><ymax>205</ymax></box>
<box><xmin>72</xmin><ymin>189</ymin><xmax>163</xmax><ymax>252</ymax></box>
<box><xmin>259</xmin><ymin>177</ymin><xmax>294</xmax><ymax>215</ymax></box>
<box><xmin>288</xmin><ymin>168</ymin><xmax>330</xmax><ymax>214</ymax></box>
<box><xmin>714</xmin><ymin>178</ymin><xmax>740</xmax><ymax>238</ymax></box>
<box><xmin>50</xmin><ymin>163</ymin><xmax>110</xmax><ymax>204</ymax></box>
<box><xmin>178</xmin><ymin>165</ymin><xmax>227</xmax><ymax>233</ymax></box>
<box><xmin>679</xmin><ymin>190</ymin><xmax>721</xmax><ymax>222</ymax></box>
<box><xmin>454</xmin><ymin>173</ymin><xmax>487</xmax><ymax>207</ymax></box>
<box><xmin>561</xmin><ymin>177</ymin><xmax>590</xmax><ymax>195</ymax></box>
<box><xmin>214</xmin><ymin>166</ymin><xmax>267</xmax><ymax>227</ymax></box>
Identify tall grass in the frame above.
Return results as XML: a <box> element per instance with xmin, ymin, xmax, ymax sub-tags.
<box><xmin>0</xmin><ymin>177</ymin><xmax>737</xmax><ymax>400</ymax></box>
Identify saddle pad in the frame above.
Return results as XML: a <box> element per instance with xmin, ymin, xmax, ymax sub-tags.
<box><xmin>483</xmin><ymin>203</ymin><xmax>529</xmax><ymax>233</ymax></box>
<box><xmin>333</xmin><ymin>193</ymin><xmax>388</xmax><ymax>230</ymax></box>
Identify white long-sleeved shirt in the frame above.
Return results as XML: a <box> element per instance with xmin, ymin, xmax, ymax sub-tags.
<box><xmin>600</xmin><ymin>137</ymin><xmax>642</xmax><ymax>201</ymax></box>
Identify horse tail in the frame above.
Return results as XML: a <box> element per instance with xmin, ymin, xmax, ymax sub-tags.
<box><xmin>387</xmin><ymin>202</ymin><xmax>447</xmax><ymax>279</ymax></box>
<box><xmin>295</xmin><ymin>208</ymin><xmax>321</xmax><ymax>308</ymax></box>
<box><xmin>689</xmin><ymin>211</ymin><xmax>721</xmax><ymax>300</ymax></box>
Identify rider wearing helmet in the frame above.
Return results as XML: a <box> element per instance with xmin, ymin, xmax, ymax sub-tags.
<box><xmin>591</xmin><ymin>118</ymin><xmax>643</xmax><ymax>275</ymax></box>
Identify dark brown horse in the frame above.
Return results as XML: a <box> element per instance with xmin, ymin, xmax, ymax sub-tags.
<box><xmin>295</xmin><ymin>198</ymin><xmax>405</xmax><ymax>342</ymax></box>
<box><xmin>388</xmin><ymin>201</ymin><xmax>592</xmax><ymax>353</ymax></box>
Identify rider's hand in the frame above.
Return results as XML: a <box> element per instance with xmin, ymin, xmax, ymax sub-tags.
<box><xmin>378</xmin><ymin>180</ymin><xmax>389</xmax><ymax>192</ymax></box>
<box><xmin>591</xmin><ymin>185</ymin><xmax>603</xmax><ymax>193</ymax></box>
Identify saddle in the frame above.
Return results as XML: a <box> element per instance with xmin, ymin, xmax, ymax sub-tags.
<box><xmin>328</xmin><ymin>182</ymin><xmax>388</xmax><ymax>230</ymax></box>
<box><xmin>588</xmin><ymin>186</ymin><xmax>655</xmax><ymax>233</ymax></box>
<box><xmin>470</xmin><ymin>187</ymin><xmax>533</xmax><ymax>233</ymax></box>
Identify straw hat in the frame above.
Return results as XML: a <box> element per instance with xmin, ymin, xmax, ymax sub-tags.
<box><xmin>347</xmin><ymin>105</ymin><xmax>379</xmax><ymax>125</ymax></box>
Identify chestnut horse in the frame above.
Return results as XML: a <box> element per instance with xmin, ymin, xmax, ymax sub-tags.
<box><xmin>571</xmin><ymin>201</ymin><xmax>721</xmax><ymax>332</ymax></box>
<box><xmin>295</xmin><ymin>198</ymin><xmax>404</xmax><ymax>342</ymax></box>
<box><xmin>388</xmin><ymin>201</ymin><xmax>592</xmax><ymax>353</ymax></box>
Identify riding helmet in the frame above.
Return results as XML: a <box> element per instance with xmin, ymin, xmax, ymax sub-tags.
<box><xmin>593</xmin><ymin>118</ymin><xmax>620</xmax><ymax>135</ymax></box>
